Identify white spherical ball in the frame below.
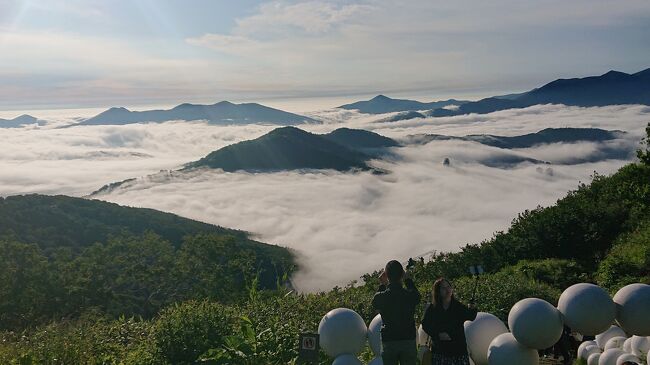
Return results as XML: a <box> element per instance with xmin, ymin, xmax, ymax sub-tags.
<box><xmin>508</xmin><ymin>298</ymin><xmax>563</xmax><ymax>350</ymax></box>
<box><xmin>368</xmin><ymin>356</ymin><xmax>383</xmax><ymax>365</ymax></box>
<box><xmin>598</xmin><ymin>348</ymin><xmax>625</xmax><ymax>365</ymax></box>
<box><xmin>331</xmin><ymin>354</ymin><xmax>362</xmax><ymax>365</ymax></box>
<box><xmin>318</xmin><ymin>308</ymin><xmax>367</xmax><ymax>358</ymax></box>
<box><xmin>583</xmin><ymin>345</ymin><xmax>601</xmax><ymax>360</ymax></box>
<box><xmin>613</xmin><ymin>283</ymin><xmax>650</xmax><ymax>336</ymax></box>
<box><xmin>623</xmin><ymin>337</ymin><xmax>633</xmax><ymax>353</ymax></box>
<box><xmin>417</xmin><ymin>324</ymin><xmax>429</xmax><ymax>346</ymax></box>
<box><xmin>587</xmin><ymin>352</ymin><xmax>601</xmax><ymax>365</ymax></box>
<box><xmin>578</xmin><ymin>341</ymin><xmax>598</xmax><ymax>359</ymax></box>
<box><xmin>596</xmin><ymin>326</ymin><xmax>627</xmax><ymax>349</ymax></box>
<box><xmin>558</xmin><ymin>283</ymin><xmax>615</xmax><ymax>336</ymax></box>
<box><xmin>630</xmin><ymin>335</ymin><xmax>650</xmax><ymax>356</ymax></box>
<box><xmin>368</xmin><ymin>314</ymin><xmax>382</xmax><ymax>356</ymax></box>
<box><xmin>487</xmin><ymin>333</ymin><xmax>539</xmax><ymax>365</ymax></box>
<box><xmin>464</xmin><ymin>312</ymin><xmax>508</xmax><ymax>365</ymax></box>
<box><xmin>615</xmin><ymin>353</ymin><xmax>640</xmax><ymax>365</ymax></box>
<box><xmin>604</xmin><ymin>336</ymin><xmax>627</xmax><ymax>350</ymax></box>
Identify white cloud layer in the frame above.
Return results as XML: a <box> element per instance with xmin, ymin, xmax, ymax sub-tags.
<box><xmin>0</xmin><ymin>104</ymin><xmax>648</xmax><ymax>290</ymax></box>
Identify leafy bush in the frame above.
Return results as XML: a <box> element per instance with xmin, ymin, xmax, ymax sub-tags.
<box><xmin>499</xmin><ymin>258</ymin><xmax>587</xmax><ymax>290</ymax></box>
<box><xmin>0</xmin><ymin>316</ymin><xmax>151</xmax><ymax>365</ymax></box>
<box><xmin>597</xmin><ymin>220</ymin><xmax>650</xmax><ymax>292</ymax></box>
<box><xmin>151</xmin><ymin>300</ymin><xmax>235</xmax><ymax>364</ymax></box>
<box><xmin>453</xmin><ymin>271</ymin><xmax>562</xmax><ymax>322</ymax></box>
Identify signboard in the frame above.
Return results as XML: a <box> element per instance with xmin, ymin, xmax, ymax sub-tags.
<box><xmin>298</xmin><ymin>333</ymin><xmax>319</xmax><ymax>364</ymax></box>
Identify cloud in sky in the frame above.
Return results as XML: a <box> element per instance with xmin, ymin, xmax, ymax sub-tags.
<box><xmin>1</xmin><ymin>104</ymin><xmax>647</xmax><ymax>290</ymax></box>
<box><xmin>1</xmin><ymin>0</ymin><xmax>649</xmax><ymax>109</ymax></box>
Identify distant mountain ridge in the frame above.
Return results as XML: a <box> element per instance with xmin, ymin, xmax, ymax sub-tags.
<box><xmin>338</xmin><ymin>95</ymin><xmax>468</xmax><ymax>114</ymax></box>
<box><xmin>0</xmin><ymin>114</ymin><xmax>44</xmax><ymax>128</ymax></box>
<box><xmin>404</xmin><ymin>128</ymin><xmax>625</xmax><ymax>149</ymax></box>
<box><xmin>91</xmin><ymin>127</ymin><xmax>399</xmax><ymax>195</ymax></box>
<box><xmin>429</xmin><ymin>68</ymin><xmax>650</xmax><ymax>117</ymax></box>
<box><xmin>75</xmin><ymin>101</ymin><xmax>317</xmax><ymax>126</ymax></box>
<box><xmin>184</xmin><ymin>126</ymin><xmax>396</xmax><ymax>172</ymax></box>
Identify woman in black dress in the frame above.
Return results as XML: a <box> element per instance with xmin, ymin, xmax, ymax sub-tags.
<box><xmin>421</xmin><ymin>278</ymin><xmax>477</xmax><ymax>365</ymax></box>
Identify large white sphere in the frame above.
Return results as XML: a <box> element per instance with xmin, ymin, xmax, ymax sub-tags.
<box><xmin>616</xmin><ymin>353</ymin><xmax>640</xmax><ymax>365</ymax></box>
<box><xmin>604</xmin><ymin>336</ymin><xmax>627</xmax><ymax>351</ymax></box>
<box><xmin>368</xmin><ymin>357</ymin><xmax>383</xmax><ymax>365</ymax></box>
<box><xmin>368</xmin><ymin>314</ymin><xmax>382</xmax><ymax>356</ymax></box>
<box><xmin>598</xmin><ymin>348</ymin><xmax>625</xmax><ymax>365</ymax></box>
<box><xmin>578</xmin><ymin>341</ymin><xmax>598</xmax><ymax>359</ymax></box>
<box><xmin>583</xmin><ymin>345</ymin><xmax>601</xmax><ymax>360</ymax></box>
<box><xmin>487</xmin><ymin>333</ymin><xmax>539</xmax><ymax>365</ymax></box>
<box><xmin>596</xmin><ymin>326</ymin><xmax>627</xmax><ymax>349</ymax></box>
<box><xmin>613</xmin><ymin>284</ymin><xmax>650</xmax><ymax>336</ymax></box>
<box><xmin>558</xmin><ymin>283</ymin><xmax>616</xmax><ymax>336</ymax></box>
<box><xmin>508</xmin><ymin>298</ymin><xmax>563</xmax><ymax>350</ymax></box>
<box><xmin>587</xmin><ymin>352</ymin><xmax>601</xmax><ymax>365</ymax></box>
<box><xmin>417</xmin><ymin>324</ymin><xmax>429</xmax><ymax>346</ymax></box>
<box><xmin>331</xmin><ymin>354</ymin><xmax>362</xmax><ymax>365</ymax></box>
<box><xmin>630</xmin><ymin>335</ymin><xmax>650</xmax><ymax>356</ymax></box>
<box><xmin>622</xmin><ymin>337</ymin><xmax>633</xmax><ymax>353</ymax></box>
<box><xmin>318</xmin><ymin>308</ymin><xmax>367</xmax><ymax>358</ymax></box>
<box><xmin>464</xmin><ymin>312</ymin><xmax>508</xmax><ymax>365</ymax></box>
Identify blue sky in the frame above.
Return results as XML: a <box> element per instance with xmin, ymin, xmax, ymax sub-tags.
<box><xmin>1</xmin><ymin>0</ymin><xmax>649</xmax><ymax>111</ymax></box>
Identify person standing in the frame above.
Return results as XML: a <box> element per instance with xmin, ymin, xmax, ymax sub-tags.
<box><xmin>372</xmin><ymin>260</ymin><xmax>421</xmax><ymax>365</ymax></box>
<box><xmin>421</xmin><ymin>278</ymin><xmax>477</xmax><ymax>365</ymax></box>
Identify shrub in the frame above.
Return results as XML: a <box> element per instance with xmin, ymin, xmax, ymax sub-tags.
<box><xmin>151</xmin><ymin>300</ymin><xmax>235</xmax><ymax>364</ymax></box>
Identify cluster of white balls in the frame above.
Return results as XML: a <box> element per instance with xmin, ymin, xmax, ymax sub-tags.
<box><xmin>573</xmin><ymin>283</ymin><xmax>650</xmax><ymax>365</ymax></box>
<box><xmin>318</xmin><ymin>283</ymin><xmax>650</xmax><ymax>365</ymax></box>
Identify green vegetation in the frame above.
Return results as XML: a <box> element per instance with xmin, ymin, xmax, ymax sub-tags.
<box><xmin>0</xmin><ymin>130</ymin><xmax>649</xmax><ymax>363</ymax></box>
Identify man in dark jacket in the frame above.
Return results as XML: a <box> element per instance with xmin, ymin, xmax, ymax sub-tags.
<box><xmin>371</xmin><ymin>260</ymin><xmax>421</xmax><ymax>365</ymax></box>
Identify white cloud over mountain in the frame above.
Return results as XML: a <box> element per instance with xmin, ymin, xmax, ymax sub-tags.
<box><xmin>0</xmin><ymin>104</ymin><xmax>648</xmax><ymax>289</ymax></box>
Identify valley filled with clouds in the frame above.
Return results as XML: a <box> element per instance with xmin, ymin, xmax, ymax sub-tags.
<box><xmin>1</xmin><ymin>104</ymin><xmax>648</xmax><ymax>290</ymax></box>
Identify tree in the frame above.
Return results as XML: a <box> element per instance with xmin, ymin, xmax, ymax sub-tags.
<box><xmin>638</xmin><ymin>122</ymin><xmax>650</xmax><ymax>165</ymax></box>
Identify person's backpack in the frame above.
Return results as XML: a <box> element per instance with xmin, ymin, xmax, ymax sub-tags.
<box><xmin>419</xmin><ymin>303</ymin><xmax>433</xmax><ymax>365</ymax></box>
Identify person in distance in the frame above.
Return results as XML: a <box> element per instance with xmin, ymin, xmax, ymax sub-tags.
<box><xmin>372</xmin><ymin>260</ymin><xmax>421</xmax><ymax>365</ymax></box>
<box><xmin>421</xmin><ymin>278</ymin><xmax>477</xmax><ymax>365</ymax></box>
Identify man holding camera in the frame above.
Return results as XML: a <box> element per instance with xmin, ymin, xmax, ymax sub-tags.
<box><xmin>371</xmin><ymin>259</ymin><xmax>421</xmax><ymax>365</ymax></box>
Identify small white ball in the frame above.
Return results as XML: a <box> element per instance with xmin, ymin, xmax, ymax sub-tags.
<box><xmin>615</xmin><ymin>353</ymin><xmax>640</xmax><ymax>365</ymax></box>
<box><xmin>598</xmin><ymin>348</ymin><xmax>625</xmax><ymax>365</ymax></box>
<box><xmin>596</xmin><ymin>326</ymin><xmax>627</xmax><ymax>349</ymax></box>
<box><xmin>508</xmin><ymin>298</ymin><xmax>563</xmax><ymax>350</ymax></box>
<box><xmin>583</xmin><ymin>345</ymin><xmax>601</xmax><ymax>360</ymax></box>
<box><xmin>623</xmin><ymin>337</ymin><xmax>633</xmax><ymax>353</ymax></box>
<box><xmin>464</xmin><ymin>312</ymin><xmax>508</xmax><ymax>365</ymax></box>
<box><xmin>630</xmin><ymin>335</ymin><xmax>650</xmax><ymax>357</ymax></box>
<box><xmin>578</xmin><ymin>341</ymin><xmax>598</xmax><ymax>359</ymax></box>
<box><xmin>587</xmin><ymin>352</ymin><xmax>601</xmax><ymax>365</ymax></box>
<box><xmin>558</xmin><ymin>283</ymin><xmax>615</xmax><ymax>336</ymax></box>
<box><xmin>368</xmin><ymin>314</ymin><xmax>383</xmax><ymax>356</ymax></box>
<box><xmin>331</xmin><ymin>354</ymin><xmax>362</xmax><ymax>365</ymax></box>
<box><xmin>318</xmin><ymin>308</ymin><xmax>367</xmax><ymax>358</ymax></box>
<box><xmin>487</xmin><ymin>333</ymin><xmax>539</xmax><ymax>365</ymax></box>
<box><xmin>613</xmin><ymin>283</ymin><xmax>650</xmax><ymax>336</ymax></box>
<box><xmin>368</xmin><ymin>356</ymin><xmax>383</xmax><ymax>365</ymax></box>
<box><xmin>604</xmin><ymin>336</ymin><xmax>627</xmax><ymax>350</ymax></box>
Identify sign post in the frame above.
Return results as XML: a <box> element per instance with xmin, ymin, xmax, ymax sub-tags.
<box><xmin>298</xmin><ymin>333</ymin><xmax>320</xmax><ymax>364</ymax></box>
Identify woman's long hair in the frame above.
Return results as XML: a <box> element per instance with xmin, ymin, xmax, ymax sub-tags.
<box><xmin>431</xmin><ymin>277</ymin><xmax>453</xmax><ymax>308</ymax></box>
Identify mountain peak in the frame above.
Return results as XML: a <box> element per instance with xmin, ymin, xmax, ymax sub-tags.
<box><xmin>601</xmin><ymin>70</ymin><xmax>629</xmax><ymax>79</ymax></box>
<box><xmin>371</xmin><ymin>95</ymin><xmax>391</xmax><ymax>101</ymax></box>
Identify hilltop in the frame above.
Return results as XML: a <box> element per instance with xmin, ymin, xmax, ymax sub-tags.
<box><xmin>74</xmin><ymin>101</ymin><xmax>317</xmax><ymax>126</ymax></box>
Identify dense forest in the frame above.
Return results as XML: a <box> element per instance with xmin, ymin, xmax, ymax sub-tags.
<box><xmin>0</xmin><ymin>125</ymin><xmax>649</xmax><ymax>364</ymax></box>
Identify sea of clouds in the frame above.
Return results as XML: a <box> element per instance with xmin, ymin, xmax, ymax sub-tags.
<box><xmin>1</xmin><ymin>104</ymin><xmax>648</xmax><ymax>290</ymax></box>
